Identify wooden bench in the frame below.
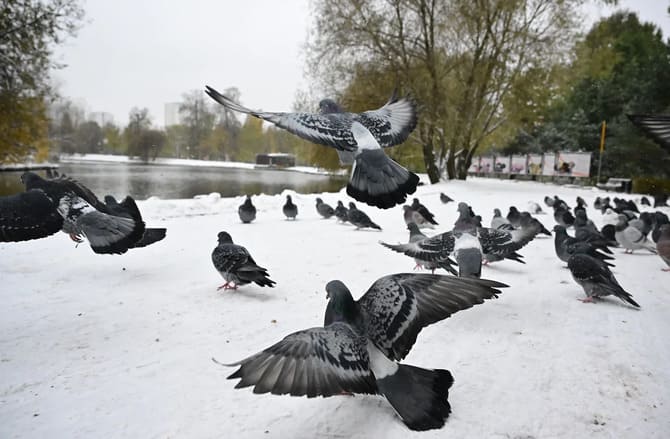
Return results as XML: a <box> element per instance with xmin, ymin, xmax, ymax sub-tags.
<box><xmin>596</xmin><ymin>178</ymin><xmax>632</xmax><ymax>193</ymax></box>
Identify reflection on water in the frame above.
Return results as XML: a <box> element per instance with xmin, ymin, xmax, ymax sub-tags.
<box><xmin>0</xmin><ymin>162</ymin><xmax>348</xmax><ymax>200</ymax></box>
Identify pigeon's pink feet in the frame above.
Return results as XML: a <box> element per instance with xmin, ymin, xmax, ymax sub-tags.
<box><xmin>482</xmin><ymin>259</ymin><xmax>490</xmax><ymax>266</ymax></box>
<box><xmin>217</xmin><ymin>282</ymin><xmax>237</xmax><ymax>291</ymax></box>
<box><xmin>413</xmin><ymin>263</ymin><xmax>423</xmax><ymax>271</ymax></box>
<box><xmin>337</xmin><ymin>391</ymin><xmax>355</xmax><ymax>397</ymax></box>
<box><xmin>662</xmin><ymin>268</ymin><xmax>670</xmax><ymax>272</ymax></box>
<box><xmin>578</xmin><ymin>297</ymin><xmax>596</xmax><ymax>303</ymax></box>
<box><xmin>69</xmin><ymin>233</ymin><xmax>83</xmax><ymax>243</ymax></box>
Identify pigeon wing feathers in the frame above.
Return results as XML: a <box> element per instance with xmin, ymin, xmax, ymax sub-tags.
<box><xmin>225</xmin><ymin>323</ymin><xmax>376</xmax><ymax>397</ymax></box>
<box><xmin>76</xmin><ymin>209</ymin><xmax>145</xmax><ymax>255</ymax></box>
<box><xmin>358</xmin><ymin>274</ymin><xmax>507</xmax><ymax>361</ymax></box>
<box><xmin>354</xmin><ymin>95</ymin><xmax>418</xmax><ymax>148</ymax></box>
<box><xmin>0</xmin><ymin>190</ymin><xmax>63</xmax><ymax>242</ymax></box>
<box><xmin>381</xmin><ymin>232</ymin><xmax>456</xmax><ymax>262</ymax></box>
<box><xmin>205</xmin><ymin>86</ymin><xmax>357</xmax><ymax>151</ymax></box>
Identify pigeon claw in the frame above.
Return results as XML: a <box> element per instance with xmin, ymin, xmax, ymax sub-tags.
<box><xmin>217</xmin><ymin>282</ymin><xmax>238</xmax><ymax>291</ymax></box>
<box><xmin>69</xmin><ymin>233</ymin><xmax>83</xmax><ymax>243</ymax></box>
<box><xmin>662</xmin><ymin>268</ymin><xmax>670</xmax><ymax>272</ymax></box>
<box><xmin>578</xmin><ymin>297</ymin><xmax>596</xmax><ymax>303</ymax></box>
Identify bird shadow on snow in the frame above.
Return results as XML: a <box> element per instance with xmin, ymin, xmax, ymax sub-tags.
<box><xmin>216</xmin><ymin>288</ymin><xmax>275</xmax><ymax>302</ymax></box>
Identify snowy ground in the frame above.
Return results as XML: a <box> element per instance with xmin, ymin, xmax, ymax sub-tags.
<box><xmin>1</xmin><ymin>177</ymin><xmax>669</xmax><ymax>439</ymax></box>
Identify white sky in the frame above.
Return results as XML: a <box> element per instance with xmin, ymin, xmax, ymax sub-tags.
<box><xmin>51</xmin><ymin>0</ymin><xmax>669</xmax><ymax>128</ymax></box>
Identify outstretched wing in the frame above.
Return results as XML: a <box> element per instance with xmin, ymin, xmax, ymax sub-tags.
<box><xmin>224</xmin><ymin>322</ymin><xmax>376</xmax><ymax>397</ymax></box>
<box><xmin>358</xmin><ymin>274</ymin><xmax>507</xmax><ymax>361</ymax></box>
<box><xmin>0</xmin><ymin>190</ymin><xmax>62</xmax><ymax>242</ymax></box>
<box><xmin>380</xmin><ymin>231</ymin><xmax>455</xmax><ymax>262</ymax></box>
<box><xmin>47</xmin><ymin>173</ymin><xmax>109</xmax><ymax>213</ymax></box>
<box><xmin>205</xmin><ymin>86</ymin><xmax>357</xmax><ymax>151</ymax></box>
<box><xmin>477</xmin><ymin>227</ymin><xmax>534</xmax><ymax>257</ymax></box>
<box><xmin>354</xmin><ymin>92</ymin><xmax>418</xmax><ymax>148</ymax></box>
<box><xmin>628</xmin><ymin>114</ymin><xmax>670</xmax><ymax>151</ymax></box>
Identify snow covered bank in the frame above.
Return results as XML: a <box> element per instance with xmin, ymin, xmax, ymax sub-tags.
<box><xmin>1</xmin><ymin>178</ymin><xmax>669</xmax><ymax>438</ymax></box>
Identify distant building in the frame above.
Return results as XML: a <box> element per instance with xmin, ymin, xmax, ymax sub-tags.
<box><xmin>164</xmin><ymin>102</ymin><xmax>181</xmax><ymax>127</ymax></box>
<box><xmin>255</xmin><ymin>153</ymin><xmax>296</xmax><ymax>168</ymax></box>
<box><xmin>88</xmin><ymin>111</ymin><xmax>114</xmax><ymax>127</ymax></box>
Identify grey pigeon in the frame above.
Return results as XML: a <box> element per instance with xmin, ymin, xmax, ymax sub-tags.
<box><xmin>651</xmin><ymin>212</ymin><xmax>670</xmax><ymax>243</ymax></box>
<box><xmin>380</xmin><ymin>222</ymin><xmax>458</xmax><ymax>275</ymax></box>
<box><xmin>506</xmin><ymin>206</ymin><xmax>522</xmax><ymax>228</ymax></box>
<box><xmin>211</xmin><ymin>231</ymin><xmax>275</xmax><ymax>290</ymax></box>
<box><xmin>614</xmin><ymin>215</ymin><xmax>657</xmax><ymax>254</ymax></box>
<box><xmin>282</xmin><ymin>195</ymin><xmax>298</xmax><ymax>220</ymax></box>
<box><xmin>403</xmin><ymin>205</ymin><xmax>434</xmax><ymax>229</ymax></box>
<box><xmin>334</xmin><ymin>200</ymin><xmax>349</xmax><ymax>223</ymax></box>
<box><xmin>490</xmin><ymin>208</ymin><xmax>511</xmax><ymax>230</ymax></box>
<box><xmin>315</xmin><ymin>197</ymin><xmax>335</xmax><ymax>219</ymax></box>
<box><xmin>440</xmin><ymin>193</ymin><xmax>453</xmax><ymax>204</ymax></box>
<box><xmin>656</xmin><ymin>224</ymin><xmax>670</xmax><ymax>271</ymax></box>
<box><xmin>567</xmin><ymin>253</ymin><xmax>639</xmax><ymax>307</ymax></box>
<box><xmin>553</xmin><ymin>225</ymin><xmax>614</xmax><ymax>267</ymax></box>
<box><xmin>1</xmin><ymin>172</ymin><xmax>146</xmax><ymax>254</ymax></box>
<box><xmin>347</xmin><ymin>202</ymin><xmax>381</xmax><ymax>230</ymax></box>
<box><xmin>411</xmin><ymin>198</ymin><xmax>438</xmax><ymax>225</ymax></box>
<box><xmin>238</xmin><ymin>195</ymin><xmax>257</xmax><ymax>224</ymax></box>
<box><xmin>206</xmin><ymin>86</ymin><xmax>419</xmax><ymax>209</ymax></box>
<box><xmin>527</xmin><ymin>201</ymin><xmax>543</xmax><ymax>214</ymax></box>
<box><xmin>222</xmin><ymin>273</ymin><xmax>507</xmax><ymax>431</ymax></box>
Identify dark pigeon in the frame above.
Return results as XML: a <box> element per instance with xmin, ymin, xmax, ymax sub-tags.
<box><xmin>411</xmin><ymin>198</ymin><xmax>438</xmax><ymax>225</ymax></box>
<box><xmin>222</xmin><ymin>273</ymin><xmax>507</xmax><ymax>431</ymax></box>
<box><xmin>640</xmin><ymin>196</ymin><xmax>650</xmax><ymax>206</ymax></box>
<box><xmin>553</xmin><ymin>225</ymin><xmax>614</xmax><ymax>267</ymax></box>
<box><xmin>347</xmin><ymin>202</ymin><xmax>381</xmax><ymax>230</ymax></box>
<box><xmin>238</xmin><ymin>195</ymin><xmax>257</xmax><ymax>224</ymax></box>
<box><xmin>205</xmin><ymin>86</ymin><xmax>419</xmax><ymax>209</ymax></box>
<box><xmin>282</xmin><ymin>195</ymin><xmax>298</xmax><ymax>220</ymax></box>
<box><xmin>315</xmin><ymin>197</ymin><xmax>335</xmax><ymax>219</ymax></box>
<box><xmin>651</xmin><ymin>212</ymin><xmax>670</xmax><ymax>243</ymax></box>
<box><xmin>103</xmin><ymin>195</ymin><xmax>166</xmax><ymax>248</ymax></box>
<box><xmin>506</xmin><ymin>206</ymin><xmax>522</xmax><ymax>228</ymax></box>
<box><xmin>211</xmin><ymin>231</ymin><xmax>275</xmax><ymax>290</ymax></box>
<box><xmin>440</xmin><ymin>193</ymin><xmax>453</xmax><ymax>204</ymax></box>
<box><xmin>381</xmin><ymin>222</ymin><xmax>458</xmax><ymax>275</ymax></box>
<box><xmin>403</xmin><ymin>205</ymin><xmax>435</xmax><ymax>229</ymax></box>
<box><xmin>567</xmin><ymin>253</ymin><xmax>639</xmax><ymax>307</ymax></box>
<box><xmin>334</xmin><ymin>200</ymin><xmax>349</xmax><ymax>223</ymax></box>
<box><xmin>653</xmin><ymin>193</ymin><xmax>668</xmax><ymax>208</ymax></box>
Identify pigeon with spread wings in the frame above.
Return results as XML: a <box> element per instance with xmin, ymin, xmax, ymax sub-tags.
<box><xmin>205</xmin><ymin>86</ymin><xmax>419</xmax><ymax>209</ymax></box>
<box><xmin>221</xmin><ymin>273</ymin><xmax>507</xmax><ymax>431</ymax></box>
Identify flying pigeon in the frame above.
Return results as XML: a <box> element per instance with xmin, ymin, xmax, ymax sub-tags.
<box><xmin>211</xmin><ymin>231</ymin><xmax>275</xmax><ymax>290</ymax></box>
<box><xmin>315</xmin><ymin>197</ymin><xmax>335</xmax><ymax>219</ymax></box>
<box><xmin>440</xmin><ymin>193</ymin><xmax>454</xmax><ymax>204</ymax></box>
<box><xmin>103</xmin><ymin>195</ymin><xmax>166</xmax><ymax>248</ymax></box>
<box><xmin>238</xmin><ymin>195</ymin><xmax>257</xmax><ymax>224</ymax></box>
<box><xmin>627</xmin><ymin>114</ymin><xmax>670</xmax><ymax>153</ymax></box>
<box><xmin>334</xmin><ymin>200</ymin><xmax>349</xmax><ymax>223</ymax></box>
<box><xmin>403</xmin><ymin>205</ymin><xmax>435</xmax><ymax>229</ymax></box>
<box><xmin>614</xmin><ymin>215</ymin><xmax>657</xmax><ymax>254</ymax></box>
<box><xmin>347</xmin><ymin>202</ymin><xmax>381</xmax><ymax>230</ymax></box>
<box><xmin>0</xmin><ymin>172</ymin><xmax>147</xmax><ymax>254</ymax></box>
<box><xmin>380</xmin><ymin>222</ymin><xmax>458</xmax><ymax>275</ymax></box>
<box><xmin>221</xmin><ymin>273</ymin><xmax>507</xmax><ymax>431</ymax></box>
<box><xmin>205</xmin><ymin>86</ymin><xmax>419</xmax><ymax>209</ymax></box>
<box><xmin>567</xmin><ymin>253</ymin><xmax>639</xmax><ymax>307</ymax></box>
<box><xmin>657</xmin><ymin>224</ymin><xmax>670</xmax><ymax>271</ymax></box>
<box><xmin>411</xmin><ymin>198</ymin><xmax>438</xmax><ymax>225</ymax></box>
<box><xmin>282</xmin><ymin>195</ymin><xmax>298</xmax><ymax>220</ymax></box>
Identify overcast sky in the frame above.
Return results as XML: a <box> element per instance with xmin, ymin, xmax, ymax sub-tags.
<box><xmin>52</xmin><ymin>0</ymin><xmax>670</xmax><ymax>128</ymax></box>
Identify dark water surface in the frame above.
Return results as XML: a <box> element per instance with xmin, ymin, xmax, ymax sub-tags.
<box><xmin>0</xmin><ymin>162</ymin><xmax>348</xmax><ymax>200</ymax></box>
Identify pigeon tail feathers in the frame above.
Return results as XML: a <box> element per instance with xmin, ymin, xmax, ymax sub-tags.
<box><xmin>347</xmin><ymin>149</ymin><xmax>419</xmax><ymax>209</ymax></box>
<box><xmin>376</xmin><ymin>364</ymin><xmax>453</xmax><ymax>431</ymax></box>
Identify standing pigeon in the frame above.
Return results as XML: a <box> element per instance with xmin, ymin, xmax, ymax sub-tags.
<box><xmin>615</xmin><ymin>215</ymin><xmax>657</xmax><ymax>254</ymax></box>
<box><xmin>411</xmin><ymin>198</ymin><xmax>438</xmax><ymax>225</ymax></box>
<box><xmin>205</xmin><ymin>86</ymin><xmax>419</xmax><ymax>209</ymax></box>
<box><xmin>656</xmin><ymin>224</ymin><xmax>670</xmax><ymax>271</ymax></box>
<box><xmin>381</xmin><ymin>222</ymin><xmax>458</xmax><ymax>275</ymax></box>
<box><xmin>315</xmin><ymin>197</ymin><xmax>335</xmax><ymax>219</ymax></box>
<box><xmin>553</xmin><ymin>225</ymin><xmax>614</xmax><ymax>267</ymax></box>
<box><xmin>282</xmin><ymin>195</ymin><xmax>298</xmax><ymax>220</ymax></box>
<box><xmin>221</xmin><ymin>273</ymin><xmax>507</xmax><ymax>431</ymax></box>
<box><xmin>506</xmin><ymin>206</ymin><xmax>522</xmax><ymax>228</ymax></box>
<box><xmin>334</xmin><ymin>200</ymin><xmax>349</xmax><ymax>223</ymax></box>
<box><xmin>567</xmin><ymin>253</ymin><xmax>639</xmax><ymax>307</ymax></box>
<box><xmin>490</xmin><ymin>208</ymin><xmax>511</xmax><ymax>230</ymax></box>
<box><xmin>238</xmin><ymin>195</ymin><xmax>257</xmax><ymax>224</ymax></box>
<box><xmin>211</xmin><ymin>231</ymin><xmax>275</xmax><ymax>290</ymax></box>
<box><xmin>403</xmin><ymin>205</ymin><xmax>435</xmax><ymax>229</ymax></box>
<box><xmin>347</xmin><ymin>202</ymin><xmax>381</xmax><ymax>230</ymax></box>
<box><xmin>440</xmin><ymin>193</ymin><xmax>454</xmax><ymax>204</ymax></box>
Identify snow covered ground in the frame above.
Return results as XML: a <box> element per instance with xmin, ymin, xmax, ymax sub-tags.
<box><xmin>1</xmin><ymin>177</ymin><xmax>669</xmax><ymax>438</ymax></box>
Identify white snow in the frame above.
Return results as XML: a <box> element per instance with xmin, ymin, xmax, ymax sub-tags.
<box><xmin>2</xmin><ymin>177</ymin><xmax>669</xmax><ymax>438</ymax></box>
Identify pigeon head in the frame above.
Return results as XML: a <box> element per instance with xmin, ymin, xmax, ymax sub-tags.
<box><xmin>217</xmin><ymin>232</ymin><xmax>233</xmax><ymax>244</ymax></box>
<box><xmin>348</xmin><ymin>202</ymin><xmax>357</xmax><ymax>210</ymax></box>
<box><xmin>316</xmin><ymin>197</ymin><xmax>323</xmax><ymax>205</ymax></box>
<box><xmin>493</xmin><ymin>208</ymin><xmax>501</xmax><ymax>217</ymax></box>
<box><xmin>406</xmin><ymin>222</ymin><xmax>420</xmax><ymax>233</ymax></box>
<box><xmin>337</xmin><ymin>200</ymin><xmax>344</xmax><ymax>207</ymax></box>
<box><xmin>411</xmin><ymin>198</ymin><xmax>420</xmax><ymax>206</ymax></box>
<box><xmin>286</xmin><ymin>195</ymin><xmax>292</xmax><ymax>202</ymax></box>
<box><xmin>324</xmin><ymin>280</ymin><xmax>357</xmax><ymax>324</ymax></box>
<box><xmin>318</xmin><ymin>98</ymin><xmax>344</xmax><ymax>114</ymax></box>
<box><xmin>402</xmin><ymin>205</ymin><xmax>412</xmax><ymax>212</ymax></box>
<box><xmin>104</xmin><ymin>195</ymin><xmax>118</xmax><ymax>205</ymax></box>
<box><xmin>509</xmin><ymin>206</ymin><xmax>519</xmax><ymax>213</ymax></box>
<box><xmin>553</xmin><ymin>224</ymin><xmax>567</xmax><ymax>235</ymax></box>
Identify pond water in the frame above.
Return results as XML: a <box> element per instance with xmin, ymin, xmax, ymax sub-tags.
<box><xmin>0</xmin><ymin>162</ymin><xmax>348</xmax><ymax>200</ymax></box>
